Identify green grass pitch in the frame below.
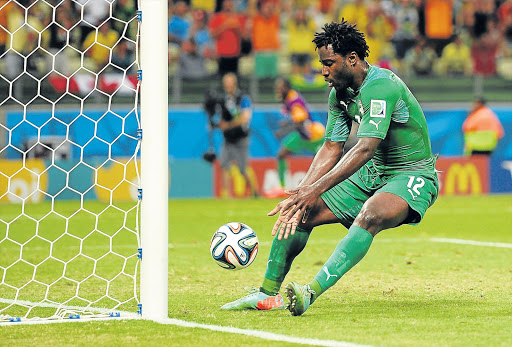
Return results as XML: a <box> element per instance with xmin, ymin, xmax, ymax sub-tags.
<box><xmin>1</xmin><ymin>195</ymin><xmax>512</xmax><ymax>346</ymax></box>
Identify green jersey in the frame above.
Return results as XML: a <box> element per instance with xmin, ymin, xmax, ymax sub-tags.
<box><xmin>324</xmin><ymin>65</ymin><xmax>436</xmax><ymax>175</ymax></box>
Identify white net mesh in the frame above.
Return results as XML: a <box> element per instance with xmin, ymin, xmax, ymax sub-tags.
<box><xmin>0</xmin><ymin>0</ymin><xmax>141</xmax><ymax>322</ymax></box>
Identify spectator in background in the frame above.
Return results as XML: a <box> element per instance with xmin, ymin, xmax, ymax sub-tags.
<box><xmin>82</xmin><ymin>19</ymin><xmax>120</xmax><ymax>71</ymax></box>
<box><xmin>77</xmin><ymin>0</ymin><xmax>110</xmax><ymax>45</ymax></box>
<box><xmin>390</xmin><ymin>0</ymin><xmax>419</xmax><ymax>63</ymax></box>
<box><xmin>209</xmin><ymin>0</ymin><xmax>248</xmax><ymax>76</ymax></box>
<box><xmin>424</xmin><ymin>0</ymin><xmax>454</xmax><ymax>54</ymax></box>
<box><xmin>471</xmin><ymin>0</ymin><xmax>494</xmax><ymax>39</ymax></box>
<box><xmin>462</xmin><ymin>97</ymin><xmax>504</xmax><ymax>156</ymax></box>
<box><xmin>188</xmin><ymin>8</ymin><xmax>214</xmax><ymax>57</ymax></box>
<box><xmin>49</xmin><ymin>3</ymin><xmax>81</xmax><ymax>76</ymax></box>
<box><xmin>313</xmin><ymin>0</ymin><xmax>338</xmax><ymax>27</ymax></box>
<box><xmin>404</xmin><ymin>36</ymin><xmax>437</xmax><ymax>77</ymax></box>
<box><xmin>339</xmin><ymin>0</ymin><xmax>369</xmax><ymax>34</ymax></box>
<box><xmin>435</xmin><ymin>34</ymin><xmax>472</xmax><ymax>76</ymax></box>
<box><xmin>169</xmin><ymin>1</ymin><xmax>191</xmax><ymax>46</ymax></box>
<box><xmin>286</xmin><ymin>7</ymin><xmax>317</xmax><ymax>76</ymax></box>
<box><xmin>177</xmin><ymin>37</ymin><xmax>214</xmax><ymax>79</ymax></box>
<box><xmin>112</xmin><ymin>40</ymin><xmax>136</xmax><ymax>72</ymax></box>
<box><xmin>471</xmin><ymin>18</ymin><xmax>500</xmax><ymax>77</ymax></box>
<box><xmin>0</xmin><ymin>0</ymin><xmax>10</xmax><ymax>56</ymax></box>
<box><xmin>365</xmin><ymin>2</ymin><xmax>395</xmax><ymax>66</ymax></box>
<box><xmin>497</xmin><ymin>0</ymin><xmax>512</xmax><ymax>33</ymax></box>
<box><xmin>113</xmin><ymin>0</ymin><xmax>137</xmax><ymax>39</ymax></box>
<box><xmin>249</xmin><ymin>0</ymin><xmax>280</xmax><ymax>79</ymax></box>
<box><xmin>191</xmin><ymin>0</ymin><xmax>216</xmax><ymax>14</ymax></box>
<box><xmin>5</xmin><ymin>2</ymin><xmax>50</xmax><ymax>79</ymax></box>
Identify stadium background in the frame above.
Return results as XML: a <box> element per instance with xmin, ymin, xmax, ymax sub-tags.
<box><xmin>1</xmin><ymin>0</ymin><xmax>511</xmax><ymax>200</ymax></box>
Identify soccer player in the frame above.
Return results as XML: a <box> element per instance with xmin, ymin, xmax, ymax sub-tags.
<box><xmin>264</xmin><ymin>77</ymin><xmax>325</xmax><ymax>198</ymax></box>
<box><xmin>221</xmin><ymin>21</ymin><xmax>439</xmax><ymax>315</ymax></box>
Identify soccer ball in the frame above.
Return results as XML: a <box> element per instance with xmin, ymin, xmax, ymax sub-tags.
<box><xmin>210</xmin><ymin>222</ymin><xmax>259</xmax><ymax>270</ymax></box>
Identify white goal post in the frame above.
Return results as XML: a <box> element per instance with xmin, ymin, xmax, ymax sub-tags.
<box><xmin>0</xmin><ymin>0</ymin><xmax>168</xmax><ymax>323</ymax></box>
<box><xmin>139</xmin><ymin>0</ymin><xmax>168</xmax><ymax>322</ymax></box>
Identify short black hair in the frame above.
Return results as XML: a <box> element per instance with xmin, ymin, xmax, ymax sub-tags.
<box><xmin>312</xmin><ymin>20</ymin><xmax>369</xmax><ymax>59</ymax></box>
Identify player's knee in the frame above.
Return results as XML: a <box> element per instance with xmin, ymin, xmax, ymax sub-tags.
<box><xmin>354</xmin><ymin>207</ymin><xmax>384</xmax><ymax>234</ymax></box>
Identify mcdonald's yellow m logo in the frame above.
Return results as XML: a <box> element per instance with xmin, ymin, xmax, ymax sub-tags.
<box><xmin>445</xmin><ymin>163</ymin><xmax>482</xmax><ymax>195</ymax></box>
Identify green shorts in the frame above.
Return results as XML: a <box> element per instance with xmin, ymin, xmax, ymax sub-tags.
<box><xmin>321</xmin><ymin>161</ymin><xmax>439</xmax><ymax>228</ymax></box>
<box><xmin>282</xmin><ymin>132</ymin><xmax>323</xmax><ymax>154</ymax></box>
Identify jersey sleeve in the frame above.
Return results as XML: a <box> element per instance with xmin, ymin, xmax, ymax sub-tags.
<box><xmin>324</xmin><ymin>88</ymin><xmax>352</xmax><ymax>142</ymax></box>
<box><xmin>357</xmin><ymin>79</ymin><xmax>400</xmax><ymax>139</ymax></box>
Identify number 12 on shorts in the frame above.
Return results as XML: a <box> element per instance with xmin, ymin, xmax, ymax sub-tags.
<box><xmin>407</xmin><ymin>176</ymin><xmax>425</xmax><ymax>200</ymax></box>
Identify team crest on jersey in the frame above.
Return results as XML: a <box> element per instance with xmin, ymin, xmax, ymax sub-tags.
<box><xmin>370</xmin><ymin>100</ymin><xmax>386</xmax><ymax>118</ymax></box>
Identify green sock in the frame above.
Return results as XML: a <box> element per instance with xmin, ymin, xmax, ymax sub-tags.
<box><xmin>260</xmin><ymin>227</ymin><xmax>311</xmax><ymax>296</ymax></box>
<box><xmin>277</xmin><ymin>159</ymin><xmax>287</xmax><ymax>187</ymax></box>
<box><xmin>307</xmin><ymin>225</ymin><xmax>373</xmax><ymax>303</ymax></box>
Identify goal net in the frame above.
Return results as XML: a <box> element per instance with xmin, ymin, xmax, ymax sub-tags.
<box><xmin>0</xmin><ymin>0</ymin><xmax>148</xmax><ymax>322</ymax></box>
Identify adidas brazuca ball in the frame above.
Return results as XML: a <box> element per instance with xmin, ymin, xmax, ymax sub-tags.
<box><xmin>210</xmin><ymin>222</ymin><xmax>259</xmax><ymax>270</ymax></box>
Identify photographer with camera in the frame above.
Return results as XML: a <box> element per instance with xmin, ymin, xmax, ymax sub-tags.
<box><xmin>203</xmin><ymin>73</ymin><xmax>259</xmax><ymax>198</ymax></box>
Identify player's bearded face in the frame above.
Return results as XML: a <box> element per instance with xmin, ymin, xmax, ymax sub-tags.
<box><xmin>318</xmin><ymin>45</ymin><xmax>353</xmax><ymax>92</ymax></box>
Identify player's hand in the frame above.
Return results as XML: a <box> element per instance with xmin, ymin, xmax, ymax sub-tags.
<box><xmin>271</xmin><ymin>208</ymin><xmax>302</xmax><ymax>240</ymax></box>
<box><xmin>274</xmin><ymin>185</ymin><xmax>317</xmax><ymax>225</ymax></box>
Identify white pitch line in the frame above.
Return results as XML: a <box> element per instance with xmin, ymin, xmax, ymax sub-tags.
<box><xmin>430</xmin><ymin>238</ymin><xmax>512</xmax><ymax>249</ymax></box>
<box><xmin>156</xmin><ymin>318</ymin><xmax>370</xmax><ymax>347</ymax></box>
<box><xmin>0</xmin><ymin>299</ymin><xmax>369</xmax><ymax>346</ymax></box>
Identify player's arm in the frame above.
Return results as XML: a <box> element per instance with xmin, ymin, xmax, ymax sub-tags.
<box><xmin>268</xmin><ymin>88</ymin><xmax>350</xmax><ymax>226</ymax></box>
<box><xmin>296</xmin><ymin>140</ymin><xmax>345</xmax><ymax>187</ymax></box>
<box><xmin>306</xmin><ymin>136</ymin><xmax>380</xmax><ymax>194</ymax></box>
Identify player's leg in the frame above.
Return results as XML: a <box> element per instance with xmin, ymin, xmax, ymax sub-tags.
<box><xmin>221</xmin><ymin>197</ymin><xmax>341</xmax><ymax>310</ymax></box>
<box><xmin>277</xmin><ymin>132</ymin><xmax>302</xmax><ymax>187</ymax></box>
<box><xmin>286</xmin><ymin>192</ymin><xmax>409</xmax><ymax>315</ymax></box>
<box><xmin>277</xmin><ymin>147</ymin><xmax>292</xmax><ymax>188</ymax></box>
<box><xmin>286</xmin><ymin>172</ymin><xmax>439</xmax><ymax>315</ymax></box>
<box><xmin>261</xmin><ymin>198</ymin><xmax>340</xmax><ymax>294</ymax></box>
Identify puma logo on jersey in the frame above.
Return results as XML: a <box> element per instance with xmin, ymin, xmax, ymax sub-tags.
<box><xmin>322</xmin><ymin>266</ymin><xmax>338</xmax><ymax>282</ymax></box>
<box><xmin>369</xmin><ymin>120</ymin><xmax>382</xmax><ymax>130</ymax></box>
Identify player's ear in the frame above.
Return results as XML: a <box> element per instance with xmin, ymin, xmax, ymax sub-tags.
<box><xmin>348</xmin><ymin>52</ymin><xmax>358</xmax><ymax>67</ymax></box>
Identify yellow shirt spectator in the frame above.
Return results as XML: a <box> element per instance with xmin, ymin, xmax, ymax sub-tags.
<box><xmin>190</xmin><ymin>0</ymin><xmax>215</xmax><ymax>12</ymax></box>
<box><xmin>0</xmin><ymin>0</ymin><xmax>12</xmax><ymax>49</ymax></box>
<box><xmin>436</xmin><ymin>36</ymin><xmax>472</xmax><ymax>76</ymax></box>
<box><xmin>339</xmin><ymin>0</ymin><xmax>368</xmax><ymax>33</ymax></box>
<box><xmin>83</xmin><ymin>24</ymin><xmax>119</xmax><ymax>69</ymax></box>
<box><xmin>287</xmin><ymin>14</ymin><xmax>316</xmax><ymax>55</ymax></box>
<box><xmin>7</xmin><ymin>5</ymin><xmax>49</xmax><ymax>54</ymax></box>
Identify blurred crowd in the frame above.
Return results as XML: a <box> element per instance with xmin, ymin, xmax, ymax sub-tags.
<box><xmin>1</xmin><ymin>0</ymin><xmax>512</xmax><ymax>85</ymax></box>
<box><xmin>168</xmin><ymin>0</ymin><xmax>512</xmax><ymax>84</ymax></box>
<box><xmin>0</xmin><ymin>0</ymin><xmax>137</xmax><ymax>79</ymax></box>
